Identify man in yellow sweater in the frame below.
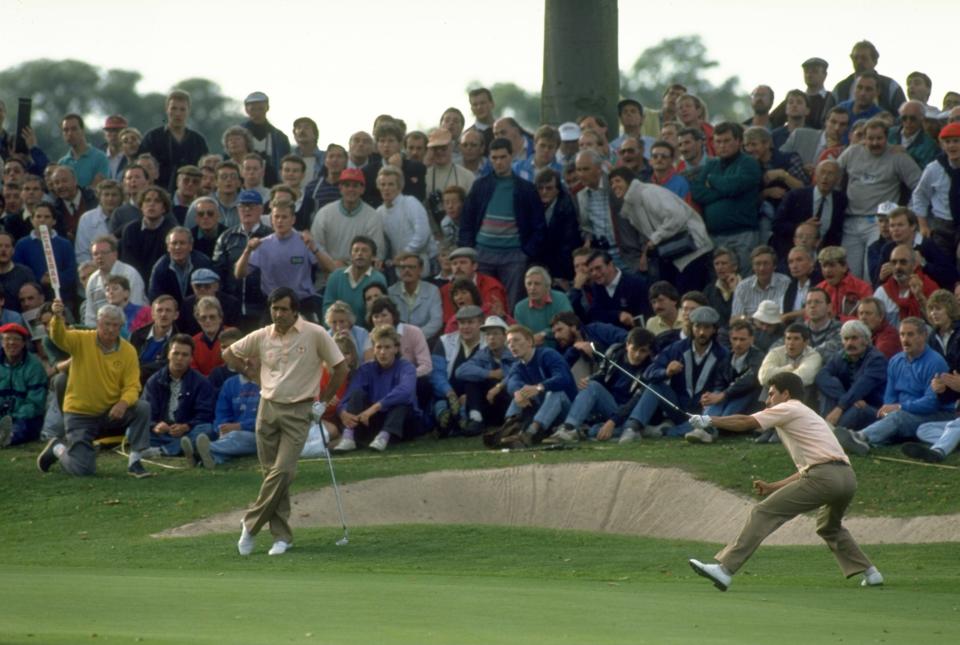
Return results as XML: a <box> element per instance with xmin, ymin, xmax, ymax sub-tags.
<box><xmin>37</xmin><ymin>300</ymin><xmax>153</xmax><ymax>477</ymax></box>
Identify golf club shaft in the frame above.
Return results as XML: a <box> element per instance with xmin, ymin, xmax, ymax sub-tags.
<box><xmin>590</xmin><ymin>343</ymin><xmax>694</xmax><ymax>419</ymax></box>
<box><xmin>314</xmin><ymin>408</ymin><xmax>349</xmax><ymax>541</ymax></box>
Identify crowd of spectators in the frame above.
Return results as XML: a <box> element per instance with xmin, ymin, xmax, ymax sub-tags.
<box><xmin>5</xmin><ymin>38</ymin><xmax>960</xmax><ymax>476</ymax></box>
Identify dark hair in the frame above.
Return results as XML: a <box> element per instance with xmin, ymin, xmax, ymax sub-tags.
<box><xmin>713</xmin><ymin>121</ymin><xmax>744</xmax><ymax>141</ymax></box>
<box><xmin>608</xmin><ymin>167</ymin><xmax>637</xmax><ymax>185</ymax></box>
<box><xmin>678</xmin><ymin>127</ymin><xmax>705</xmax><ymax>141</ymax></box>
<box><xmin>768</xmin><ymin>372</ymin><xmax>804</xmax><ymax>400</ymax></box>
<box><xmin>587</xmin><ymin>250</ymin><xmax>613</xmax><ymax>266</ymax></box>
<box><xmin>785</xmin><ymin>89</ymin><xmax>810</xmax><ymax>108</ymax></box>
<box><xmin>374</xmin><ymin>122</ymin><xmax>404</xmax><ymax>142</ymax></box>
<box><xmin>534</xmin><ymin>167</ymin><xmax>561</xmax><ymax>188</ymax></box>
<box><xmin>293</xmin><ymin>117</ymin><xmax>319</xmax><ymax>138</ymax></box>
<box><xmin>650</xmin><ymin>140</ymin><xmax>675</xmax><ymax>157</ymax></box>
<box><xmin>855</xmin><ymin>69</ymin><xmax>881</xmax><ymax>85</ymax></box>
<box><xmin>280</xmin><ymin>154</ymin><xmax>306</xmax><ymax>172</ymax></box>
<box><xmin>268</xmin><ymin>287</ymin><xmax>300</xmax><ymax>312</ymax></box>
<box><xmin>680</xmin><ymin>290</ymin><xmax>708</xmax><ymax>306</ymax></box>
<box><xmin>169</xmin><ymin>333</ymin><xmax>196</xmax><ymax>352</ymax></box>
<box><xmin>489</xmin><ymin>137</ymin><xmax>513</xmax><ymax>155</ymax></box>
<box><xmin>626</xmin><ymin>326</ymin><xmax>655</xmax><ymax>348</ymax></box>
<box><xmin>649</xmin><ymin>280</ymin><xmax>680</xmax><ymax>303</ymax></box>
<box><xmin>851</xmin><ymin>40</ymin><xmax>880</xmax><ymax>61</ymax></box>
<box><xmin>729</xmin><ymin>319</ymin><xmax>754</xmax><ymax>335</ymax></box>
<box><xmin>450</xmin><ymin>278</ymin><xmax>482</xmax><ymax>307</ymax></box>
<box><xmin>367</xmin><ymin>296</ymin><xmax>400</xmax><ymax>328</ymax></box>
<box><xmin>906</xmin><ymin>71</ymin><xmax>932</xmax><ymax>88</ymax></box>
<box><xmin>807</xmin><ymin>286</ymin><xmax>831</xmax><ymax>304</ymax></box>
<box><xmin>785</xmin><ymin>322</ymin><xmax>811</xmax><ymax>341</ymax></box>
<box><xmin>550</xmin><ymin>311</ymin><xmax>582</xmax><ymax>329</ymax></box>
<box><xmin>362</xmin><ymin>282</ymin><xmax>388</xmax><ymax>300</ymax></box>
<box><xmin>468</xmin><ymin>87</ymin><xmax>493</xmax><ymax>103</ymax></box>
<box><xmin>350</xmin><ymin>235</ymin><xmax>378</xmax><ymax>256</ymax></box>
<box><xmin>62</xmin><ymin>113</ymin><xmax>85</xmax><ymax>130</ymax></box>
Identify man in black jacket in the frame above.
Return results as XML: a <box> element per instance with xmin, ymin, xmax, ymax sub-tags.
<box><xmin>683</xmin><ymin>319</ymin><xmax>764</xmax><ymax>443</ymax></box>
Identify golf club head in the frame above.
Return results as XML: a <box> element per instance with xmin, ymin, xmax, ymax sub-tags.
<box><xmin>336</xmin><ymin>536</ymin><xmax>349</xmax><ymax>546</ymax></box>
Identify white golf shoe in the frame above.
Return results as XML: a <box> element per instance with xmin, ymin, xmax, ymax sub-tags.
<box><xmin>689</xmin><ymin>558</ymin><xmax>732</xmax><ymax>591</ymax></box>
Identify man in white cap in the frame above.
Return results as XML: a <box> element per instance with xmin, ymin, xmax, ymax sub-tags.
<box><xmin>240</xmin><ymin>91</ymin><xmax>290</xmax><ymax>178</ymax></box>
<box><xmin>750</xmin><ymin>299</ymin><xmax>783</xmax><ymax>353</ymax></box>
<box><xmin>556</xmin><ymin>122</ymin><xmax>581</xmax><ymax>167</ymax></box>
<box><xmin>453</xmin><ymin>315</ymin><xmax>517</xmax><ymax>435</ymax></box>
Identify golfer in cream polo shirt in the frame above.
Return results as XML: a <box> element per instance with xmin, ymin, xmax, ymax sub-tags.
<box><xmin>686</xmin><ymin>372</ymin><xmax>883</xmax><ymax>591</ymax></box>
<box><xmin>224</xmin><ymin>286</ymin><xmax>347</xmax><ymax>556</ymax></box>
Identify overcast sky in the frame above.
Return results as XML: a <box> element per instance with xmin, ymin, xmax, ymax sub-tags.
<box><xmin>6</xmin><ymin>0</ymin><xmax>955</xmax><ymax>146</ymax></box>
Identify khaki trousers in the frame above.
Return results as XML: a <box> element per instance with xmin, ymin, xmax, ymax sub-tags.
<box><xmin>243</xmin><ymin>399</ymin><xmax>312</xmax><ymax>543</ymax></box>
<box><xmin>716</xmin><ymin>462</ymin><xmax>873</xmax><ymax>577</ymax></box>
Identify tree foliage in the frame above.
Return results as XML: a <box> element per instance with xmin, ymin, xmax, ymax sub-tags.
<box><xmin>471</xmin><ymin>35</ymin><xmax>746</xmax><ymax>128</ymax></box>
<box><xmin>620</xmin><ymin>35</ymin><xmax>746</xmax><ymax>123</ymax></box>
<box><xmin>0</xmin><ymin>59</ymin><xmax>243</xmax><ymax>158</ymax></box>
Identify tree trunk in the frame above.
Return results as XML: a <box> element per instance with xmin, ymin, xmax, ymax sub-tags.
<box><xmin>541</xmin><ymin>0</ymin><xmax>619</xmax><ymax>130</ymax></box>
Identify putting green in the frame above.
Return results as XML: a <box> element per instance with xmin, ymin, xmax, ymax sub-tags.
<box><xmin>2</xmin><ymin>560</ymin><xmax>955</xmax><ymax>645</ymax></box>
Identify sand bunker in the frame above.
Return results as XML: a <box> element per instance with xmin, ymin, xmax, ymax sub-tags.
<box><xmin>156</xmin><ymin>461</ymin><xmax>960</xmax><ymax>545</ymax></box>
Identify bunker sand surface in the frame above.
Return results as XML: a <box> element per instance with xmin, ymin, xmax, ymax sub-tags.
<box><xmin>156</xmin><ymin>461</ymin><xmax>960</xmax><ymax>545</ymax></box>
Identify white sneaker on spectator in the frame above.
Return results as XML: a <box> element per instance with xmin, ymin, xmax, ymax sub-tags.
<box><xmin>685</xmin><ymin>427</ymin><xmax>714</xmax><ymax>444</ymax></box>
<box><xmin>268</xmin><ymin>540</ymin><xmax>292</xmax><ymax>556</ymax></box>
<box><xmin>333</xmin><ymin>437</ymin><xmax>356</xmax><ymax>452</ymax></box>
<box><xmin>543</xmin><ymin>426</ymin><xmax>579</xmax><ymax>444</ymax></box>
<box><xmin>196</xmin><ymin>434</ymin><xmax>215</xmax><ymax>469</ymax></box>
<box><xmin>180</xmin><ymin>436</ymin><xmax>195</xmax><ymax>467</ymax></box>
<box><xmin>237</xmin><ymin>521</ymin><xmax>255</xmax><ymax>556</ymax></box>
<box><xmin>642</xmin><ymin>422</ymin><xmax>670</xmax><ymax>439</ymax></box>
<box><xmin>618</xmin><ymin>427</ymin><xmax>640</xmax><ymax>444</ymax></box>
<box><xmin>369</xmin><ymin>433</ymin><xmax>389</xmax><ymax>452</ymax></box>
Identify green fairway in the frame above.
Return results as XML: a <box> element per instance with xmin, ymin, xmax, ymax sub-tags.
<box><xmin>2</xmin><ymin>437</ymin><xmax>958</xmax><ymax>644</ymax></box>
<box><xmin>2</xmin><ymin>525</ymin><xmax>958</xmax><ymax>645</ymax></box>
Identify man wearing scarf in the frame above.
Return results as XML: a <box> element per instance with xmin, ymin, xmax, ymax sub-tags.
<box><xmin>873</xmin><ymin>244</ymin><xmax>938</xmax><ymax>327</ymax></box>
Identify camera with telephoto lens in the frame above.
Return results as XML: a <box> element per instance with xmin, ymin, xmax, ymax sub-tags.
<box><xmin>426</xmin><ymin>189</ymin><xmax>445</xmax><ymax>224</ymax></box>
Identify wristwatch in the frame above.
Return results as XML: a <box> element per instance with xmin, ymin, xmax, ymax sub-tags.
<box><xmin>536</xmin><ymin>384</ymin><xmax>545</xmax><ymax>394</ymax></box>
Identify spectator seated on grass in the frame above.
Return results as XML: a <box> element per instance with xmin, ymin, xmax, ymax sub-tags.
<box><xmin>684</xmin><ymin>319</ymin><xmax>764</xmax><ymax>444</ymax></box>
<box><xmin>544</xmin><ymin>327</ymin><xmax>655</xmax><ymax>445</ymax></box>
<box><xmin>37</xmin><ymin>301</ymin><xmax>153</xmax><ymax>478</ymax></box>
<box><xmin>335</xmin><ymin>324</ymin><xmax>417</xmax><ymax>453</ymax></box>
<box><xmin>550</xmin><ymin>311</ymin><xmax>628</xmax><ymax>383</ymax></box>
<box><xmin>453</xmin><ymin>315</ymin><xmax>517</xmax><ymax>436</ymax></box>
<box><xmin>498</xmin><ymin>324</ymin><xmax>578</xmax><ymax>448</ymax></box>
<box><xmin>620</xmin><ymin>305</ymin><xmax>727</xmax><ymax>442</ymax></box>
<box><xmin>142</xmin><ymin>333</ymin><xmax>215</xmax><ymax>465</ymax></box>
<box><xmin>194</xmin><ymin>336</ymin><xmax>263</xmax><ymax>470</ymax></box>
<box><xmin>321</xmin><ymin>235</ymin><xmax>387</xmax><ymax>324</ymax></box>
<box><xmin>0</xmin><ymin>322</ymin><xmax>48</xmax><ymax>448</ymax></box>
<box><xmin>363</xmin><ymin>295</ymin><xmax>432</xmax><ymax>408</ymax></box>
<box><xmin>835</xmin><ymin>317</ymin><xmax>954</xmax><ymax>457</ymax></box>
<box><xmin>814</xmin><ymin>320</ymin><xmax>888</xmax><ymax>432</ymax></box>
<box><xmin>430</xmin><ymin>305</ymin><xmax>486</xmax><ymax>436</ymax></box>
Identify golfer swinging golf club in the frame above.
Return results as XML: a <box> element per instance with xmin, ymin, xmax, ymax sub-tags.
<box><xmin>224</xmin><ymin>287</ymin><xmax>347</xmax><ymax>556</ymax></box>
<box><xmin>687</xmin><ymin>372</ymin><xmax>884</xmax><ymax>591</ymax></box>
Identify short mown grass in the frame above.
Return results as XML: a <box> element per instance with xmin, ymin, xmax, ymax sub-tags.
<box><xmin>2</xmin><ymin>435</ymin><xmax>957</xmax><ymax>644</ymax></box>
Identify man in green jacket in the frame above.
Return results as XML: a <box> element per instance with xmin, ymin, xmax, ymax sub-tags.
<box><xmin>689</xmin><ymin>122</ymin><xmax>763</xmax><ymax>274</ymax></box>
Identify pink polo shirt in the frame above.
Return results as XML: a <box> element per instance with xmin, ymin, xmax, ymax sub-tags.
<box><xmin>752</xmin><ymin>399</ymin><xmax>850</xmax><ymax>473</ymax></box>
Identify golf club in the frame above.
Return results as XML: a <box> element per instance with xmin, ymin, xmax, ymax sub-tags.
<box><xmin>589</xmin><ymin>342</ymin><xmax>695</xmax><ymax>419</ymax></box>
<box><xmin>313</xmin><ymin>402</ymin><xmax>349</xmax><ymax>546</ymax></box>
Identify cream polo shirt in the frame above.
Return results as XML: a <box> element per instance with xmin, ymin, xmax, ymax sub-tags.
<box><xmin>751</xmin><ymin>399</ymin><xmax>850</xmax><ymax>473</ymax></box>
<box><xmin>229</xmin><ymin>316</ymin><xmax>344</xmax><ymax>404</ymax></box>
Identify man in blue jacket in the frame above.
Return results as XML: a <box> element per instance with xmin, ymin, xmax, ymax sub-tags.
<box><xmin>195</xmin><ymin>370</ymin><xmax>261</xmax><ymax>469</ymax></box>
<box><xmin>815</xmin><ymin>320</ymin><xmax>888</xmax><ymax>431</ymax></box>
<box><xmin>454</xmin><ymin>316</ymin><xmax>516</xmax><ymax>436</ymax></box>
<box><xmin>836</xmin><ymin>317</ymin><xmax>954</xmax><ymax>455</ymax></box>
<box><xmin>499</xmin><ymin>324</ymin><xmax>577</xmax><ymax>447</ymax></box>
<box><xmin>142</xmin><ymin>334</ymin><xmax>216</xmax><ymax>464</ymax></box>
<box><xmin>458</xmin><ymin>137</ymin><xmax>546</xmax><ymax>308</ymax></box>
<box><xmin>545</xmin><ymin>327</ymin><xmax>655</xmax><ymax>444</ymax></box>
<box><xmin>623</xmin><ymin>306</ymin><xmax>729</xmax><ymax>442</ymax></box>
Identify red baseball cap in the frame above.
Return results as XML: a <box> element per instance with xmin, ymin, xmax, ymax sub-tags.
<box><xmin>0</xmin><ymin>323</ymin><xmax>30</xmax><ymax>338</ymax></box>
<box><xmin>339</xmin><ymin>168</ymin><xmax>366</xmax><ymax>186</ymax></box>
<box><xmin>939</xmin><ymin>122</ymin><xmax>960</xmax><ymax>140</ymax></box>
